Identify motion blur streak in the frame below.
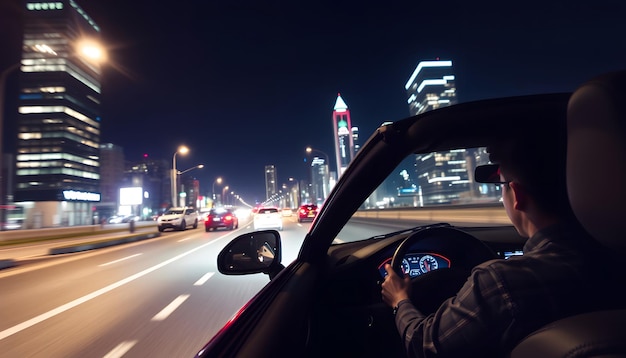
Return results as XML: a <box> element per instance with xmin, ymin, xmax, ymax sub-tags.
<box><xmin>194</xmin><ymin>272</ymin><xmax>215</xmax><ymax>286</ymax></box>
<box><xmin>152</xmin><ymin>295</ymin><xmax>190</xmax><ymax>321</ymax></box>
<box><xmin>103</xmin><ymin>341</ymin><xmax>137</xmax><ymax>358</ymax></box>
<box><xmin>98</xmin><ymin>253</ymin><xmax>142</xmax><ymax>266</ymax></box>
<box><xmin>0</xmin><ymin>239</ymin><xmax>222</xmax><ymax>341</ymax></box>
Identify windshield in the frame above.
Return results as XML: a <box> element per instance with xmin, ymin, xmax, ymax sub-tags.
<box><xmin>334</xmin><ymin>147</ymin><xmax>506</xmax><ymax>244</ymax></box>
<box><xmin>165</xmin><ymin>209</ymin><xmax>184</xmax><ymax>215</ymax></box>
<box><xmin>365</xmin><ymin>148</ymin><xmax>498</xmax><ymax>208</ymax></box>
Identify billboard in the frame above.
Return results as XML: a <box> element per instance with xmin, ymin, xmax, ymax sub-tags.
<box><xmin>119</xmin><ymin>187</ymin><xmax>143</xmax><ymax>206</ymax></box>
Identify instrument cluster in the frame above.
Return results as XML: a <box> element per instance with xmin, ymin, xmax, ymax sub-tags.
<box><xmin>378</xmin><ymin>253</ymin><xmax>451</xmax><ymax>278</ymax></box>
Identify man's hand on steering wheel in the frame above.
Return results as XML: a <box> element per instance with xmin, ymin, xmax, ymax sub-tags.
<box><xmin>381</xmin><ymin>263</ymin><xmax>412</xmax><ymax>309</ymax></box>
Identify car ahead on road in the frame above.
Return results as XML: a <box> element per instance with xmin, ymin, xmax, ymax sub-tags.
<box><xmin>297</xmin><ymin>204</ymin><xmax>318</xmax><ymax>223</ymax></box>
<box><xmin>253</xmin><ymin>207</ymin><xmax>283</xmax><ymax>231</ymax></box>
<box><xmin>195</xmin><ymin>71</ymin><xmax>626</xmax><ymax>357</ymax></box>
<box><xmin>204</xmin><ymin>207</ymin><xmax>239</xmax><ymax>231</ymax></box>
<box><xmin>281</xmin><ymin>208</ymin><xmax>293</xmax><ymax>217</ymax></box>
<box><xmin>156</xmin><ymin>206</ymin><xmax>198</xmax><ymax>232</ymax></box>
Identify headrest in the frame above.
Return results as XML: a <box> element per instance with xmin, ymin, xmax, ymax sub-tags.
<box><xmin>567</xmin><ymin>70</ymin><xmax>626</xmax><ymax>251</ymax></box>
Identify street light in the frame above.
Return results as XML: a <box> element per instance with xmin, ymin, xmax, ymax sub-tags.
<box><xmin>171</xmin><ymin>145</ymin><xmax>189</xmax><ymax>207</ymax></box>
<box><xmin>212</xmin><ymin>177</ymin><xmax>223</xmax><ymax>203</ymax></box>
<box><xmin>221</xmin><ymin>186</ymin><xmax>230</xmax><ymax>206</ymax></box>
<box><xmin>177</xmin><ymin>164</ymin><xmax>204</xmax><ymax>207</ymax></box>
<box><xmin>178</xmin><ymin>164</ymin><xmax>204</xmax><ymax>175</ymax></box>
<box><xmin>305</xmin><ymin>146</ymin><xmax>330</xmax><ymax>164</ymax></box>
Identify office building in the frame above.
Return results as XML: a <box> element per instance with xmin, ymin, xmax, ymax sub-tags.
<box><xmin>405</xmin><ymin>60</ymin><xmax>470</xmax><ymax>205</ymax></box>
<box><xmin>123</xmin><ymin>155</ymin><xmax>171</xmax><ymax>217</ymax></box>
<box><xmin>14</xmin><ymin>0</ymin><xmax>103</xmax><ymax>227</ymax></box>
<box><xmin>351</xmin><ymin>126</ymin><xmax>360</xmax><ymax>158</ymax></box>
<box><xmin>405</xmin><ymin>60</ymin><xmax>457</xmax><ymax>115</ymax></box>
<box><xmin>309</xmin><ymin>156</ymin><xmax>329</xmax><ymax>206</ymax></box>
<box><xmin>265</xmin><ymin>164</ymin><xmax>277</xmax><ymax>202</ymax></box>
<box><xmin>96</xmin><ymin>143</ymin><xmax>124</xmax><ymax>220</ymax></box>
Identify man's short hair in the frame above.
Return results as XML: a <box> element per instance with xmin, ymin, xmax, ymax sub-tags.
<box><xmin>484</xmin><ymin>128</ymin><xmax>572</xmax><ymax>217</ymax></box>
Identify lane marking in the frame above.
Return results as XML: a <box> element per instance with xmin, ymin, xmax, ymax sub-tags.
<box><xmin>99</xmin><ymin>254</ymin><xmax>142</xmax><ymax>267</ymax></box>
<box><xmin>193</xmin><ymin>272</ymin><xmax>215</xmax><ymax>286</ymax></box>
<box><xmin>177</xmin><ymin>237</ymin><xmax>192</xmax><ymax>242</ymax></box>
<box><xmin>151</xmin><ymin>295</ymin><xmax>190</xmax><ymax>321</ymax></box>
<box><xmin>102</xmin><ymin>340</ymin><xmax>137</xmax><ymax>358</ymax></box>
<box><xmin>0</xmin><ymin>237</ymin><xmax>224</xmax><ymax>341</ymax></box>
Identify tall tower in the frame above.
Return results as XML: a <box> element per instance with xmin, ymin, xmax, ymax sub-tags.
<box><xmin>332</xmin><ymin>93</ymin><xmax>355</xmax><ymax>177</ymax></box>
<box><xmin>309</xmin><ymin>156</ymin><xmax>329</xmax><ymax>206</ymax></box>
<box><xmin>405</xmin><ymin>60</ymin><xmax>472</xmax><ymax>205</ymax></box>
<box><xmin>264</xmin><ymin>164</ymin><xmax>277</xmax><ymax>202</ymax></box>
<box><xmin>14</xmin><ymin>0</ymin><xmax>103</xmax><ymax>227</ymax></box>
<box><xmin>405</xmin><ymin>60</ymin><xmax>457</xmax><ymax>116</ymax></box>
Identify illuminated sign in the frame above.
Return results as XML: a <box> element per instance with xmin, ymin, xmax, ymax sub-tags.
<box><xmin>398</xmin><ymin>188</ymin><xmax>418</xmax><ymax>196</ymax></box>
<box><xmin>63</xmin><ymin>190</ymin><xmax>101</xmax><ymax>202</ymax></box>
<box><xmin>120</xmin><ymin>187</ymin><xmax>143</xmax><ymax>205</ymax></box>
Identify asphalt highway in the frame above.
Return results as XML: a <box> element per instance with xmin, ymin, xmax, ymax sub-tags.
<box><xmin>0</xmin><ymin>217</ymin><xmax>311</xmax><ymax>358</ymax></box>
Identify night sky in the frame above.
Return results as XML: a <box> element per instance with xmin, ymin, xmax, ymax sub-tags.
<box><xmin>1</xmin><ymin>0</ymin><xmax>625</xmax><ymax>203</ymax></box>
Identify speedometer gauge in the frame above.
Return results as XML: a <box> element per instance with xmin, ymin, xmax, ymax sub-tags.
<box><xmin>401</xmin><ymin>258</ymin><xmax>411</xmax><ymax>275</ymax></box>
<box><xmin>419</xmin><ymin>254</ymin><xmax>438</xmax><ymax>273</ymax></box>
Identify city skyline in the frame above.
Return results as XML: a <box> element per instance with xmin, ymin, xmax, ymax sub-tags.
<box><xmin>2</xmin><ymin>0</ymin><xmax>626</xmax><ymax>204</ymax></box>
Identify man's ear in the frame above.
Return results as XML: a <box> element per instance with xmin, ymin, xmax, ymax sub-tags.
<box><xmin>508</xmin><ymin>181</ymin><xmax>529</xmax><ymax>211</ymax></box>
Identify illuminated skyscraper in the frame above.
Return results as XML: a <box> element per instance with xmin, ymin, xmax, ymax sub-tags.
<box><xmin>351</xmin><ymin>126</ymin><xmax>360</xmax><ymax>157</ymax></box>
<box><xmin>14</xmin><ymin>0</ymin><xmax>103</xmax><ymax>227</ymax></box>
<box><xmin>265</xmin><ymin>165</ymin><xmax>277</xmax><ymax>201</ymax></box>
<box><xmin>332</xmin><ymin>93</ymin><xmax>355</xmax><ymax>177</ymax></box>
<box><xmin>405</xmin><ymin>60</ymin><xmax>457</xmax><ymax>115</ymax></box>
<box><xmin>405</xmin><ymin>60</ymin><xmax>472</xmax><ymax>205</ymax></box>
<box><xmin>309</xmin><ymin>156</ymin><xmax>329</xmax><ymax>206</ymax></box>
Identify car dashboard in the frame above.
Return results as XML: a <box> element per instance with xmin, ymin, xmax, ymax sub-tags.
<box><xmin>377</xmin><ymin>252</ymin><xmax>451</xmax><ymax>278</ymax></box>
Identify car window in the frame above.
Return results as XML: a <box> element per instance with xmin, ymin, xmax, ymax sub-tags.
<box><xmin>258</xmin><ymin>208</ymin><xmax>278</xmax><ymax>214</ymax></box>
<box><xmin>338</xmin><ymin>146</ymin><xmax>501</xmax><ymax>244</ymax></box>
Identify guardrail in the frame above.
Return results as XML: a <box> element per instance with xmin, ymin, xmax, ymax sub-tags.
<box><xmin>0</xmin><ymin>204</ymin><xmax>510</xmax><ymax>244</ymax></box>
<box><xmin>351</xmin><ymin>203</ymin><xmax>510</xmax><ymax>225</ymax></box>
<box><xmin>0</xmin><ymin>221</ymin><xmax>157</xmax><ymax>244</ymax></box>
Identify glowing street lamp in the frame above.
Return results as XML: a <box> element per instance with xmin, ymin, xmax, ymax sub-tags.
<box><xmin>221</xmin><ymin>186</ymin><xmax>230</xmax><ymax>206</ymax></box>
<box><xmin>178</xmin><ymin>164</ymin><xmax>204</xmax><ymax>175</ymax></box>
<box><xmin>171</xmin><ymin>145</ymin><xmax>189</xmax><ymax>207</ymax></box>
<box><xmin>212</xmin><ymin>177</ymin><xmax>223</xmax><ymax>203</ymax></box>
<box><xmin>306</xmin><ymin>146</ymin><xmax>330</xmax><ymax>164</ymax></box>
<box><xmin>177</xmin><ymin>164</ymin><xmax>204</xmax><ymax>207</ymax></box>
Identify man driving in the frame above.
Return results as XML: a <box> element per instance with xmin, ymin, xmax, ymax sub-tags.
<box><xmin>381</xmin><ymin>129</ymin><xmax>622</xmax><ymax>357</ymax></box>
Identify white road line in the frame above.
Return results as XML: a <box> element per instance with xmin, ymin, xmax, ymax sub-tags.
<box><xmin>193</xmin><ymin>272</ymin><xmax>215</xmax><ymax>286</ymax></box>
<box><xmin>177</xmin><ymin>237</ymin><xmax>192</xmax><ymax>242</ymax></box>
<box><xmin>0</xmin><ymin>238</ymin><xmax>224</xmax><ymax>341</ymax></box>
<box><xmin>151</xmin><ymin>295</ymin><xmax>190</xmax><ymax>321</ymax></box>
<box><xmin>99</xmin><ymin>254</ymin><xmax>142</xmax><ymax>267</ymax></box>
<box><xmin>102</xmin><ymin>340</ymin><xmax>137</xmax><ymax>358</ymax></box>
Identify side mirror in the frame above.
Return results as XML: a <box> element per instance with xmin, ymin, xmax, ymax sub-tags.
<box><xmin>217</xmin><ymin>230</ymin><xmax>284</xmax><ymax>279</ymax></box>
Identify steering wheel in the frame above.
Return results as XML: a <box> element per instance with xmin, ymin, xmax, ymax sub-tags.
<box><xmin>390</xmin><ymin>224</ymin><xmax>499</xmax><ymax>314</ymax></box>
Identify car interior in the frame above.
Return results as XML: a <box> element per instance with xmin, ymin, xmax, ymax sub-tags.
<box><xmin>312</xmin><ymin>71</ymin><xmax>626</xmax><ymax>357</ymax></box>
<box><xmin>509</xmin><ymin>70</ymin><xmax>626</xmax><ymax>357</ymax></box>
<box><xmin>201</xmin><ymin>71</ymin><xmax>626</xmax><ymax>358</ymax></box>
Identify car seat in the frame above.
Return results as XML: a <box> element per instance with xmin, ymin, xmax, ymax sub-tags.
<box><xmin>510</xmin><ymin>70</ymin><xmax>626</xmax><ymax>357</ymax></box>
